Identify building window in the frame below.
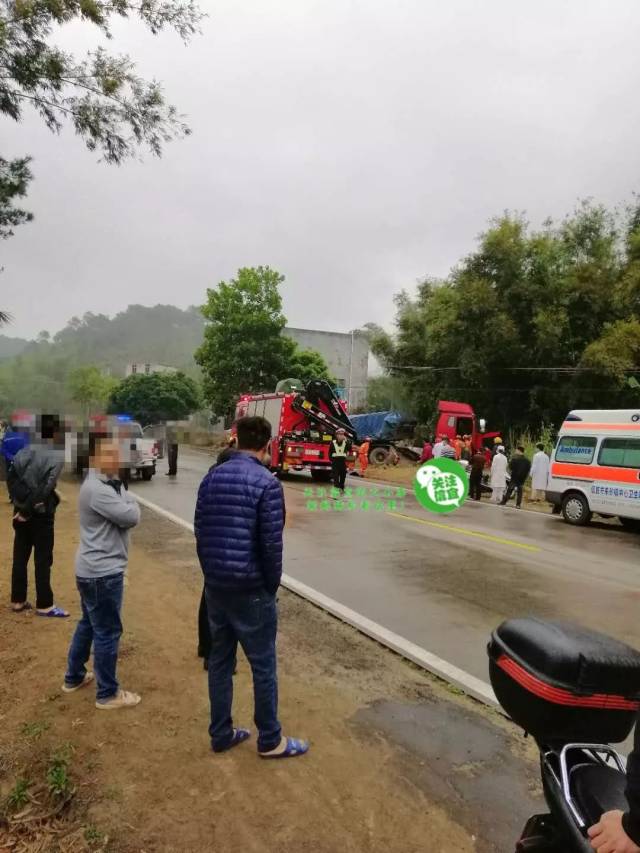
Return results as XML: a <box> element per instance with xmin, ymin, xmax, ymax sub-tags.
<box><xmin>131</xmin><ymin>364</ymin><xmax>137</xmax><ymax>374</ymax></box>
<box><xmin>145</xmin><ymin>364</ymin><xmax>151</xmax><ymax>374</ymax></box>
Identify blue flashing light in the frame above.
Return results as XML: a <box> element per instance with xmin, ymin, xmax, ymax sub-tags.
<box><xmin>116</xmin><ymin>415</ymin><xmax>132</xmax><ymax>422</ymax></box>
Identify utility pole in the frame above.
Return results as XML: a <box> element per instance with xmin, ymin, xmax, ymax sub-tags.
<box><xmin>347</xmin><ymin>330</ymin><xmax>354</xmax><ymax>408</ymax></box>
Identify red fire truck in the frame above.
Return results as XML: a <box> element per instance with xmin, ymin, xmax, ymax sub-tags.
<box><xmin>233</xmin><ymin>380</ymin><xmax>358</xmax><ymax>481</ymax></box>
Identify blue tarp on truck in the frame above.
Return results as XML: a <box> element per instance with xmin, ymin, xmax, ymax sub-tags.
<box><xmin>349</xmin><ymin>411</ymin><xmax>404</xmax><ymax>441</ymax></box>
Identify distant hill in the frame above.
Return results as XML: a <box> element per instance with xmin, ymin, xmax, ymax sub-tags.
<box><xmin>0</xmin><ymin>304</ymin><xmax>206</xmax><ymax>414</ymax></box>
<box><xmin>46</xmin><ymin>304</ymin><xmax>206</xmax><ymax>376</ymax></box>
<box><xmin>0</xmin><ymin>334</ymin><xmax>29</xmax><ymax>360</ymax></box>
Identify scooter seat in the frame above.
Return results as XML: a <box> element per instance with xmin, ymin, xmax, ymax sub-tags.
<box><xmin>571</xmin><ymin>764</ymin><xmax>628</xmax><ymax>827</ymax></box>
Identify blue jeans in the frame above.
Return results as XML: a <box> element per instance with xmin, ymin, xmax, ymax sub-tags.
<box><xmin>205</xmin><ymin>586</ymin><xmax>281</xmax><ymax>752</ymax></box>
<box><xmin>65</xmin><ymin>573</ymin><xmax>124</xmax><ymax>701</ymax></box>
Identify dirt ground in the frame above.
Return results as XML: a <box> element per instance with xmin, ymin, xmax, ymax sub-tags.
<box><xmin>0</xmin><ymin>484</ymin><xmax>537</xmax><ymax>853</ymax></box>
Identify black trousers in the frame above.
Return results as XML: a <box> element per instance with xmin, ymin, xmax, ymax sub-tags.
<box><xmin>331</xmin><ymin>459</ymin><xmax>347</xmax><ymax>491</ymax></box>
<box><xmin>167</xmin><ymin>443</ymin><xmax>178</xmax><ymax>476</ymax></box>
<box><xmin>198</xmin><ymin>585</ymin><xmax>211</xmax><ymax>658</ymax></box>
<box><xmin>501</xmin><ymin>481</ymin><xmax>524</xmax><ymax>507</ymax></box>
<box><xmin>469</xmin><ymin>471</ymin><xmax>483</xmax><ymax>501</ymax></box>
<box><xmin>11</xmin><ymin>514</ymin><xmax>55</xmax><ymax>609</ymax></box>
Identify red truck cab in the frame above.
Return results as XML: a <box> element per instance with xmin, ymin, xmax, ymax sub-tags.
<box><xmin>435</xmin><ymin>401</ymin><xmax>501</xmax><ymax>451</ymax></box>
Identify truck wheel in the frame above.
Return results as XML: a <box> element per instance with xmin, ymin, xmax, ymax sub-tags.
<box><xmin>369</xmin><ymin>447</ymin><xmax>389</xmax><ymax>465</ymax></box>
<box><xmin>619</xmin><ymin>517</ymin><xmax>640</xmax><ymax>533</ymax></box>
<box><xmin>311</xmin><ymin>469</ymin><xmax>332</xmax><ymax>482</ymax></box>
<box><xmin>140</xmin><ymin>468</ymin><xmax>154</xmax><ymax>481</ymax></box>
<box><xmin>561</xmin><ymin>492</ymin><xmax>591</xmax><ymax>526</ymax></box>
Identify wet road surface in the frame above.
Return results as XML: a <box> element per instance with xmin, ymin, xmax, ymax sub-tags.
<box><xmin>138</xmin><ymin>448</ymin><xmax>640</xmax><ymax>686</ymax></box>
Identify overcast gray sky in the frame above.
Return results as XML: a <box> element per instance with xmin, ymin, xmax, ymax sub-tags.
<box><xmin>2</xmin><ymin>0</ymin><xmax>640</xmax><ymax>340</ymax></box>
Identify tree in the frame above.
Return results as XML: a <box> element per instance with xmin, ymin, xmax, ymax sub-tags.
<box><xmin>0</xmin><ymin>0</ymin><xmax>202</xmax><ymax>237</ymax></box>
<box><xmin>370</xmin><ymin>201</ymin><xmax>634</xmax><ymax>432</ymax></box>
<box><xmin>0</xmin><ymin>309</ymin><xmax>11</xmax><ymax>324</ymax></box>
<box><xmin>284</xmin><ymin>346</ymin><xmax>333</xmax><ymax>385</ymax></box>
<box><xmin>108</xmin><ymin>371</ymin><xmax>202</xmax><ymax>424</ymax></box>
<box><xmin>1</xmin><ymin>156</ymin><xmax>32</xmax><ymax>239</ymax></box>
<box><xmin>68</xmin><ymin>365</ymin><xmax>116</xmax><ymax>415</ymax></box>
<box><xmin>196</xmin><ymin>266</ymin><xmax>297</xmax><ymax>416</ymax></box>
<box><xmin>365</xmin><ymin>375</ymin><xmax>413</xmax><ymax>413</ymax></box>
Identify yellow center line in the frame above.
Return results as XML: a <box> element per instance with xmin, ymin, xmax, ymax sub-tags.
<box><xmin>386</xmin><ymin>511</ymin><xmax>540</xmax><ymax>552</ymax></box>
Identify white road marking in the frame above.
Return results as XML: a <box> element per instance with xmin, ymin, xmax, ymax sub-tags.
<box><xmin>131</xmin><ymin>491</ymin><xmax>498</xmax><ymax>708</ymax></box>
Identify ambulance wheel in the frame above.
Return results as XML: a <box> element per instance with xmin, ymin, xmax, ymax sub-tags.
<box><xmin>311</xmin><ymin>470</ymin><xmax>332</xmax><ymax>482</ymax></box>
<box><xmin>561</xmin><ymin>492</ymin><xmax>591</xmax><ymax>526</ymax></box>
<box><xmin>370</xmin><ymin>446</ymin><xmax>389</xmax><ymax>465</ymax></box>
<box><xmin>140</xmin><ymin>468</ymin><xmax>154</xmax><ymax>481</ymax></box>
<box><xmin>619</xmin><ymin>517</ymin><xmax>640</xmax><ymax>533</ymax></box>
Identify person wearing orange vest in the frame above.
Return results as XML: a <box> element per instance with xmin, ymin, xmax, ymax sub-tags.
<box><xmin>358</xmin><ymin>437</ymin><xmax>371</xmax><ymax>477</ymax></box>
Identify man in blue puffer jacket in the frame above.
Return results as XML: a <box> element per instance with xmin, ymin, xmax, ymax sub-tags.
<box><xmin>194</xmin><ymin>415</ymin><xmax>309</xmax><ymax>760</ymax></box>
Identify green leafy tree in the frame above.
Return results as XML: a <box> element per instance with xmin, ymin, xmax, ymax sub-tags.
<box><xmin>1</xmin><ymin>157</ymin><xmax>32</xmax><ymax>240</ymax></box>
<box><xmin>196</xmin><ymin>266</ymin><xmax>296</xmax><ymax>416</ymax></box>
<box><xmin>68</xmin><ymin>365</ymin><xmax>117</xmax><ymax>415</ymax></box>
<box><xmin>108</xmin><ymin>371</ymin><xmax>202</xmax><ymax>425</ymax></box>
<box><xmin>284</xmin><ymin>346</ymin><xmax>333</xmax><ymax>385</ymax></box>
<box><xmin>370</xmin><ymin>201</ymin><xmax>635</xmax><ymax>431</ymax></box>
<box><xmin>0</xmin><ymin>0</ymin><xmax>202</xmax><ymax>238</ymax></box>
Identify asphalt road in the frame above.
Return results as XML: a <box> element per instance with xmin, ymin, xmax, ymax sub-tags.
<box><xmin>138</xmin><ymin>448</ymin><xmax>640</xmax><ymax>687</ymax></box>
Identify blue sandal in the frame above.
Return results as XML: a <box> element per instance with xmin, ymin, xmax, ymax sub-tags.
<box><xmin>259</xmin><ymin>737</ymin><xmax>309</xmax><ymax>759</ymax></box>
<box><xmin>212</xmin><ymin>728</ymin><xmax>251</xmax><ymax>753</ymax></box>
<box><xmin>36</xmin><ymin>606</ymin><xmax>69</xmax><ymax>618</ymax></box>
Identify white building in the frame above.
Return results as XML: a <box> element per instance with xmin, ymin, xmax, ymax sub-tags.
<box><xmin>125</xmin><ymin>363</ymin><xmax>178</xmax><ymax>378</ymax></box>
<box><xmin>283</xmin><ymin>327</ymin><xmax>369</xmax><ymax>409</ymax></box>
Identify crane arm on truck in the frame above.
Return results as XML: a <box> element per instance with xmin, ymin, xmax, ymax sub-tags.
<box><xmin>291</xmin><ymin>383</ymin><xmax>358</xmax><ymax>443</ymax></box>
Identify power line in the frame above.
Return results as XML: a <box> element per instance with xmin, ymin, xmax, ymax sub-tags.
<box><xmin>388</xmin><ymin>365</ymin><xmax>640</xmax><ymax>373</ymax></box>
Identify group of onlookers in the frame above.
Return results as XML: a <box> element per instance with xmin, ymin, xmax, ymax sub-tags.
<box><xmin>6</xmin><ymin>413</ymin><xmax>308</xmax><ymax>757</ymax></box>
<box><xmin>419</xmin><ymin>434</ymin><xmax>551</xmax><ymax>509</ymax></box>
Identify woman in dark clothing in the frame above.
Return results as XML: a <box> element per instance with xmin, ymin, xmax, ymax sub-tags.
<box><xmin>198</xmin><ymin>441</ymin><xmax>237</xmax><ymax>669</ymax></box>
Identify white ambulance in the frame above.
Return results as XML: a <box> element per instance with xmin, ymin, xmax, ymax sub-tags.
<box><xmin>547</xmin><ymin>409</ymin><xmax>640</xmax><ymax>530</ymax></box>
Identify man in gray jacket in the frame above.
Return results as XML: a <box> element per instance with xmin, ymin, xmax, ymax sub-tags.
<box><xmin>8</xmin><ymin>414</ymin><xmax>67</xmax><ymax>617</ymax></box>
<box><xmin>63</xmin><ymin>433</ymin><xmax>141</xmax><ymax>710</ymax></box>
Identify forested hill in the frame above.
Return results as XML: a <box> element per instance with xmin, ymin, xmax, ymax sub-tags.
<box><xmin>45</xmin><ymin>304</ymin><xmax>205</xmax><ymax>374</ymax></box>
<box><xmin>8</xmin><ymin>304</ymin><xmax>205</xmax><ymax>372</ymax></box>
<box><xmin>0</xmin><ymin>334</ymin><xmax>29</xmax><ymax>360</ymax></box>
<box><xmin>0</xmin><ymin>304</ymin><xmax>206</xmax><ymax>413</ymax></box>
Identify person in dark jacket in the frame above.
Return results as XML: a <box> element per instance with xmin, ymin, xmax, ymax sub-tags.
<box><xmin>500</xmin><ymin>446</ymin><xmax>531</xmax><ymax>509</ymax></box>
<box><xmin>468</xmin><ymin>449</ymin><xmax>486</xmax><ymax>501</ymax></box>
<box><xmin>8</xmin><ymin>414</ymin><xmax>68</xmax><ymax>616</ymax></box>
<box><xmin>197</xmin><ymin>441</ymin><xmax>238</xmax><ymax>669</ymax></box>
<box><xmin>194</xmin><ymin>416</ymin><xmax>308</xmax><ymax>759</ymax></box>
<box><xmin>589</xmin><ymin>726</ymin><xmax>640</xmax><ymax>851</ymax></box>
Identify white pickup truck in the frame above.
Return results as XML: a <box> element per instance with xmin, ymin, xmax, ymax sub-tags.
<box><xmin>67</xmin><ymin>417</ymin><xmax>159</xmax><ymax>480</ymax></box>
<box><xmin>127</xmin><ymin>421</ymin><xmax>159</xmax><ymax>481</ymax></box>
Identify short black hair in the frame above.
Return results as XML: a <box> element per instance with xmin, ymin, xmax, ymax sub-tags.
<box><xmin>236</xmin><ymin>416</ymin><xmax>272</xmax><ymax>451</ymax></box>
<box><xmin>517</xmin><ymin>445</ymin><xmax>525</xmax><ymax>453</ymax></box>
<box><xmin>88</xmin><ymin>431</ymin><xmax>110</xmax><ymax>457</ymax></box>
<box><xmin>40</xmin><ymin>414</ymin><xmax>60</xmax><ymax>440</ymax></box>
<box><xmin>536</xmin><ymin>443</ymin><xmax>544</xmax><ymax>451</ymax></box>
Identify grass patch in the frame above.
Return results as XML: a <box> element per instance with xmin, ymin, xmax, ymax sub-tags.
<box><xmin>21</xmin><ymin>720</ymin><xmax>50</xmax><ymax>740</ymax></box>
<box><xmin>46</xmin><ymin>742</ymin><xmax>75</xmax><ymax>798</ymax></box>
<box><xmin>6</xmin><ymin>777</ymin><xmax>30</xmax><ymax>810</ymax></box>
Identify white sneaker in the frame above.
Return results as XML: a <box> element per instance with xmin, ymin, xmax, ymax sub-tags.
<box><xmin>62</xmin><ymin>672</ymin><xmax>94</xmax><ymax>693</ymax></box>
<box><xmin>96</xmin><ymin>689</ymin><xmax>141</xmax><ymax>710</ymax></box>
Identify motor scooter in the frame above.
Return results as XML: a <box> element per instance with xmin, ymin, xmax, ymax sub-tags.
<box><xmin>487</xmin><ymin>617</ymin><xmax>640</xmax><ymax>852</ymax></box>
